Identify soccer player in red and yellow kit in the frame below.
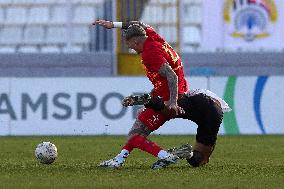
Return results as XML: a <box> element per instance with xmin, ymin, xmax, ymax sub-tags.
<box><xmin>93</xmin><ymin>19</ymin><xmax>225</xmax><ymax>169</ymax></box>
<box><xmin>94</xmin><ymin>20</ymin><xmax>187</xmax><ymax>169</ymax></box>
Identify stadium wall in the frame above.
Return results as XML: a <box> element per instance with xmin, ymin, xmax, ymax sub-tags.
<box><xmin>0</xmin><ymin>76</ymin><xmax>283</xmax><ymax>136</ymax></box>
<box><xmin>0</xmin><ymin>53</ymin><xmax>114</xmax><ymax>77</ymax></box>
<box><xmin>1</xmin><ymin>52</ymin><xmax>284</xmax><ymax>77</ymax></box>
<box><xmin>182</xmin><ymin>52</ymin><xmax>284</xmax><ymax>76</ymax></box>
<box><xmin>116</xmin><ymin>52</ymin><xmax>284</xmax><ymax>76</ymax></box>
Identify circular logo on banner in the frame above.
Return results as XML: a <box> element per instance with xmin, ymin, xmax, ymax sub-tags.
<box><xmin>223</xmin><ymin>0</ymin><xmax>278</xmax><ymax>41</ymax></box>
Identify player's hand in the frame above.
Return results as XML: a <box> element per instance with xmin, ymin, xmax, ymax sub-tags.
<box><xmin>122</xmin><ymin>96</ymin><xmax>135</xmax><ymax>107</ymax></box>
<box><xmin>165</xmin><ymin>101</ymin><xmax>185</xmax><ymax>115</ymax></box>
<box><xmin>92</xmin><ymin>20</ymin><xmax>113</xmax><ymax>29</ymax></box>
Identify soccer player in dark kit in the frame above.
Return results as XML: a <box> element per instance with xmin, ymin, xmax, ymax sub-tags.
<box><xmin>94</xmin><ymin>20</ymin><xmax>231</xmax><ymax>169</ymax></box>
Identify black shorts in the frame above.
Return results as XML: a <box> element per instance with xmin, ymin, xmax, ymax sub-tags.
<box><xmin>177</xmin><ymin>94</ymin><xmax>223</xmax><ymax>146</ymax></box>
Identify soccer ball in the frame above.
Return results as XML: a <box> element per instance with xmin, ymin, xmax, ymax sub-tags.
<box><xmin>35</xmin><ymin>142</ymin><xmax>58</xmax><ymax>164</ymax></box>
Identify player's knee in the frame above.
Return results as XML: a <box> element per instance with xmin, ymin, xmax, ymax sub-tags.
<box><xmin>186</xmin><ymin>151</ymin><xmax>206</xmax><ymax>167</ymax></box>
<box><xmin>128</xmin><ymin>119</ymin><xmax>152</xmax><ymax>137</ymax></box>
<box><xmin>128</xmin><ymin>127</ymin><xmax>151</xmax><ymax>137</ymax></box>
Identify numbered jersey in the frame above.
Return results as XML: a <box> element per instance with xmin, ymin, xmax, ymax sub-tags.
<box><xmin>141</xmin><ymin>26</ymin><xmax>188</xmax><ymax>101</ymax></box>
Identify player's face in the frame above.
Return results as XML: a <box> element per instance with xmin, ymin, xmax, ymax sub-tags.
<box><xmin>126</xmin><ymin>38</ymin><xmax>142</xmax><ymax>53</ymax></box>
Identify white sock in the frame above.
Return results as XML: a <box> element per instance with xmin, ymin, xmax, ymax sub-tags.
<box><xmin>115</xmin><ymin>149</ymin><xmax>129</xmax><ymax>163</ymax></box>
<box><xmin>157</xmin><ymin>150</ymin><xmax>170</xmax><ymax>159</ymax></box>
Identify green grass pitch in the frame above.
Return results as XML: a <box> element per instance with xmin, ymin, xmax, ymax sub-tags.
<box><xmin>0</xmin><ymin>135</ymin><xmax>283</xmax><ymax>189</ymax></box>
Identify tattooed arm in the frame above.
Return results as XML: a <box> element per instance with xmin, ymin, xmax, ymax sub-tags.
<box><xmin>158</xmin><ymin>63</ymin><xmax>184</xmax><ymax>115</ymax></box>
<box><xmin>158</xmin><ymin>63</ymin><xmax>178</xmax><ymax>105</ymax></box>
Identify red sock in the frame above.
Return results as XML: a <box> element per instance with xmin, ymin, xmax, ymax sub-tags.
<box><xmin>122</xmin><ymin>135</ymin><xmax>162</xmax><ymax>157</ymax></box>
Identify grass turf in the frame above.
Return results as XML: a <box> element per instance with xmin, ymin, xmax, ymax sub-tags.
<box><xmin>0</xmin><ymin>135</ymin><xmax>283</xmax><ymax>189</ymax></box>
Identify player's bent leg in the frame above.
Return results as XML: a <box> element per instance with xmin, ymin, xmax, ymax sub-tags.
<box><xmin>187</xmin><ymin>118</ymin><xmax>220</xmax><ymax>167</ymax></box>
<box><xmin>186</xmin><ymin>142</ymin><xmax>215</xmax><ymax>167</ymax></box>
<box><xmin>123</xmin><ymin>117</ymin><xmax>162</xmax><ymax>156</ymax></box>
<box><xmin>186</xmin><ymin>95</ymin><xmax>223</xmax><ymax>167</ymax></box>
<box><xmin>99</xmin><ymin>116</ymin><xmax>150</xmax><ymax>168</ymax></box>
<box><xmin>100</xmin><ymin>108</ymin><xmax>177</xmax><ymax>169</ymax></box>
<box><xmin>135</xmin><ymin>108</ymin><xmax>179</xmax><ymax>169</ymax></box>
<box><xmin>99</xmin><ymin>118</ymin><xmax>150</xmax><ymax>168</ymax></box>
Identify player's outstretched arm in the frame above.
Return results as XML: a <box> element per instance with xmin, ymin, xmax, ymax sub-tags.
<box><xmin>93</xmin><ymin>20</ymin><xmax>149</xmax><ymax>29</ymax></box>
<box><xmin>93</xmin><ymin>20</ymin><xmax>114</xmax><ymax>29</ymax></box>
<box><xmin>121</xmin><ymin>21</ymin><xmax>149</xmax><ymax>29</ymax></box>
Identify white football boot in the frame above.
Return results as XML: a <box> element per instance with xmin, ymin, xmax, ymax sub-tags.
<box><xmin>167</xmin><ymin>144</ymin><xmax>193</xmax><ymax>159</ymax></box>
<box><xmin>99</xmin><ymin>158</ymin><xmax>124</xmax><ymax>168</ymax></box>
<box><xmin>99</xmin><ymin>150</ymin><xmax>128</xmax><ymax>168</ymax></box>
<box><xmin>151</xmin><ymin>153</ymin><xmax>179</xmax><ymax>170</ymax></box>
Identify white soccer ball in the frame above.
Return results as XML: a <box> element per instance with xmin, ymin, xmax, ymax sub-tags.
<box><xmin>35</xmin><ymin>142</ymin><xmax>58</xmax><ymax>164</ymax></box>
